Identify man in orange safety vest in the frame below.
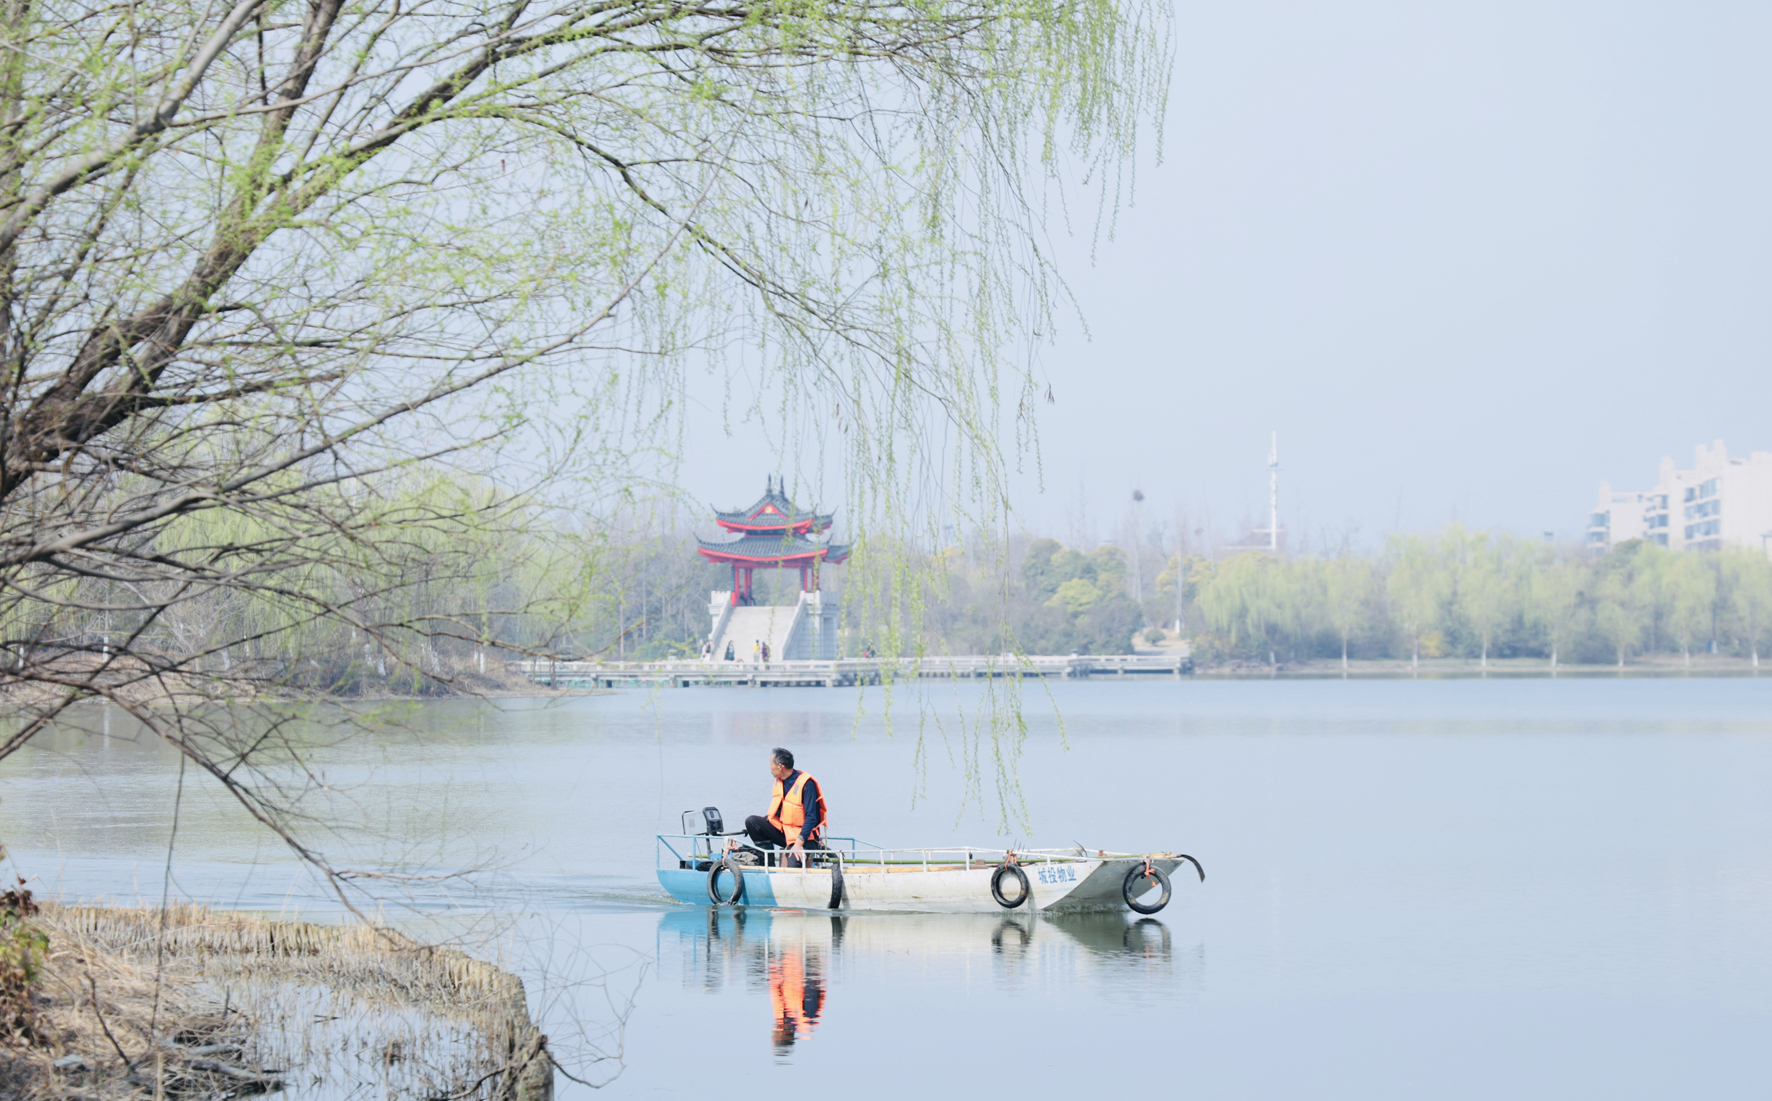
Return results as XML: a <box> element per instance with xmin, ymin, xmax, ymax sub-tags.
<box><xmin>744</xmin><ymin>747</ymin><xmax>827</xmax><ymax>868</ymax></box>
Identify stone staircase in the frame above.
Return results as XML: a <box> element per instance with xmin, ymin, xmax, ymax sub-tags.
<box><xmin>711</xmin><ymin>603</ymin><xmax>800</xmax><ymax>663</ymax></box>
<box><xmin>705</xmin><ymin>591</ymin><xmax>840</xmax><ymax>662</ymax></box>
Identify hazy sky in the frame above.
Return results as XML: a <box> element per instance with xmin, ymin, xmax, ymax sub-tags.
<box><xmin>682</xmin><ymin>0</ymin><xmax>1772</xmax><ymax>549</ymax></box>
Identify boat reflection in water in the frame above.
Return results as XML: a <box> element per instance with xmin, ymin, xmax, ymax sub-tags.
<box><xmin>658</xmin><ymin>907</ymin><xmax>1183</xmax><ymax>1053</ymax></box>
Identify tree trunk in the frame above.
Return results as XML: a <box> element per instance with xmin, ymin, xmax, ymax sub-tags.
<box><xmin>1550</xmin><ymin>644</ymin><xmax>1558</xmax><ymax>670</ymax></box>
<box><xmin>1480</xmin><ymin>640</ymin><xmax>1488</xmax><ymax>669</ymax></box>
<box><xmin>1341</xmin><ymin>632</ymin><xmax>1348</xmax><ymax>673</ymax></box>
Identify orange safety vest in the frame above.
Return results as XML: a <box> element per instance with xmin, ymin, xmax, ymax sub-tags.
<box><xmin>766</xmin><ymin>771</ymin><xmax>828</xmax><ymax>844</ymax></box>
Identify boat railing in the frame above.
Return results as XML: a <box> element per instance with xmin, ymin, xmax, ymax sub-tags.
<box><xmin>831</xmin><ymin>846</ymin><xmax>1137</xmax><ymax>871</ymax></box>
<box><xmin>657</xmin><ymin>832</ymin><xmax>866</xmax><ymax>869</ymax></box>
<box><xmin>658</xmin><ymin>834</ymin><xmax>1146</xmax><ymax>872</ymax></box>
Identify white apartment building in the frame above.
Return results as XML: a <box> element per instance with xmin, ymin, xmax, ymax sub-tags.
<box><xmin>1588</xmin><ymin>485</ymin><xmax>1650</xmax><ymax>546</ymax></box>
<box><xmin>1588</xmin><ymin>440</ymin><xmax>1772</xmax><ymax>555</ymax></box>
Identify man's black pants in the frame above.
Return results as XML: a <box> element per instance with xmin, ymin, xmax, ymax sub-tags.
<box><xmin>744</xmin><ymin>815</ymin><xmax>823</xmax><ymax>867</ymax></box>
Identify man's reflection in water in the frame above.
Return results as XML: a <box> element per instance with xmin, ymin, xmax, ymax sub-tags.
<box><xmin>769</xmin><ymin>943</ymin><xmax>827</xmax><ymax>1052</ymax></box>
<box><xmin>663</xmin><ymin>909</ymin><xmax>1194</xmax><ymax>1052</ymax></box>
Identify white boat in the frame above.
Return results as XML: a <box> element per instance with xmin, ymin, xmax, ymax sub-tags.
<box><xmin>657</xmin><ymin>813</ymin><xmax>1203</xmax><ymax>915</ymax></box>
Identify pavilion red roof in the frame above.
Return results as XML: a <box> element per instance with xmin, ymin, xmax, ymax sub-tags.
<box><xmin>711</xmin><ymin>478</ymin><xmax>835</xmax><ymax>535</ymax></box>
<box><xmin>696</xmin><ymin>533</ymin><xmax>850</xmax><ymax>565</ymax></box>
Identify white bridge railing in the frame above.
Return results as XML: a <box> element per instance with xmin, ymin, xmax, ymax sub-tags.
<box><xmin>509</xmin><ymin>651</ymin><xmax>1188</xmax><ymax>687</ymax></box>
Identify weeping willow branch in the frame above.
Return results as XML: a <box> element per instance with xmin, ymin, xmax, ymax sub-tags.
<box><xmin>0</xmin><ymin>0</ymin><xmax>1170</xmax><ymax>886</ymax></box>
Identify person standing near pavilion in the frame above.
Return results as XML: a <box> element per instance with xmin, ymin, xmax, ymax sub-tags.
<box><xmin>746</xmin><ymin>747</ymin><xmax>827</xmax><ymax>868</ymax></box>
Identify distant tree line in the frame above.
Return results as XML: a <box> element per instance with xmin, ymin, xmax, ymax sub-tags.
<box><xmin>918</xmin><ymin>538</ymin><xmax>1144</xmax><ymax>656</ymax></box>
<box><xmin>1167</xmin><ymin>527</ymin><xmax>1772</xmax><ymax>668</ymax></box>
<box><xmin>0</xmin><ymin>487</ymin><xmax>738</xmax><ymax>695</ymax></box>
<box><xmin>61</xmin><ymin>516</ymin><xmax>1763</xmax><ymax>678</ymax></box>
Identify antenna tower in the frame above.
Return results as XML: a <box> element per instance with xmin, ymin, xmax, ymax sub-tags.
<box><xmin>1267</xmin><ymin>431</ymin><xmax>1279</xmax><ymax>553</ymax></box>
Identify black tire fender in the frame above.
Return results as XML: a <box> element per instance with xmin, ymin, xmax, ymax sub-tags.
<box><xmin>827</xmin><ymin>851</ymin><xmax>845</xmax><ymax>910</ymax></box>
<box><xmin>990</xmin><ymin>861</ymin><xmax>1031</xmax><ymax>909</ymax></box>
<box><xmin>707</xmin><ymin>858</ymin><xmax>745</xmax><ymax>905</ymax></box>
<box><xmin>1122</xmin><ymin>863</ymin><xmax>1171</xmax><ymax>915</ymax></box>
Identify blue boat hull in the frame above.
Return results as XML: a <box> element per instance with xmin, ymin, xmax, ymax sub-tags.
<box><xmin>660</xmin><ymin>867</ymin><xmax>779</xmax><ymax>906</ymax></box>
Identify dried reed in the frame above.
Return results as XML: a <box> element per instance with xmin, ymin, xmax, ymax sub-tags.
<box><xmin>7</xmin><ymin>903</ymin><xmax>550</xmax><ymax>1101</ymax></box>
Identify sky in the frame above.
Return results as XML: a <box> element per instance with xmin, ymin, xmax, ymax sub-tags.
<box><xmin>680</xmin><ymin>0</ymin><xmax>1772</xmax><ymax>551</ymax></box>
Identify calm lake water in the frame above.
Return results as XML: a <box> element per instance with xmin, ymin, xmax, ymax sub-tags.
<box><xmin>6</xmin><ymin>678</ymin><xmax>1772</xmax><ymax>1098</ymax></box>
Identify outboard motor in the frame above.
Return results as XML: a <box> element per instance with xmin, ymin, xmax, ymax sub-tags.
<box><xmin>681</xmin><ymin>807</ymin><xmax>726</xmax><ymax>836</ymax></box>
<box><xmin>680</xmin><ymin>807</ymin><xmax>729</xmax><ymax>870</ymax></box>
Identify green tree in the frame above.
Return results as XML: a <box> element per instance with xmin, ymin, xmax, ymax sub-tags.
<box><xmin>1459</xmin><ymin>535</ymin><xmax>1514</xmax><ymax>668</ymax></box>
<box><xmin>1049</xmin><ymin>578</ymin><xmax>1102</xmax><ymax>617</ymax></box>
<box><xmin>1386</xmin><ymin>535</ymin><xmax>1445</xmax><ymax>671</ymax></box>
<box><xmin>1321</xmin><ymin>556</ymin><xmax>1378</xmax><ymax>671</ymax></box>
<box><xmin>1589</xmin><ymin>543</ymin><xmax>1657</xmax><ymax>666</ymax></box>
<box><xmin>1155</xmin><ymin>553</ymin><xmax>1208</xmax><ymax>633</ymax></box>
<box><xmin>1720</xmin><ymin>549</ymin><xmax>1772</xmax><ymax>667</ymax></box>
<box><xmin>1664</xmin><ymin>553</ymin><xmax>1718</xmax><ymax>665</ymax></box>
<box><xmin>1197</xmin><ymin>552</ymin><xmax>1288</xmax><ymax>665</ymax></box>
<box><xmin>1281</xmin><ymin>559</ymin><xmax>1324</xmax><ymax>663</ymax></box>
<box><xmin>1528</xmin><ymin>560</ymin><xmax>1584</xmax><ymax>668</ymax></box>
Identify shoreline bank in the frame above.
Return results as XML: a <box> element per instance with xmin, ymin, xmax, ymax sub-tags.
<box><xmin>1190</xmin><ymin>655</ymin><xmax>1770</xmax><ymax>679</ymax></box>
<box><xmin>9</xmin><ymin>901</ymin><xmax>550</xmax><ymax>1100</ymax></box>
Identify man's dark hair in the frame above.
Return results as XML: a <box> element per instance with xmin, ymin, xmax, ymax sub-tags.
<box><xmin>772</xmin><ymin>747</ymin><xmax>795</xmax><ymax>770</ymax></box>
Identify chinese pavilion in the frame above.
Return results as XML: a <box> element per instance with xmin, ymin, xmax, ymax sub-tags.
<box><xmin>698</xmin><ymin>477</ymin><xmax>850</xmax><ymax>605</ymax></box>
